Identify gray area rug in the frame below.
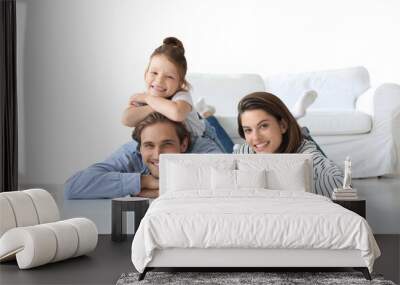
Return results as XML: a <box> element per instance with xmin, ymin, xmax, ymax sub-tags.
<box><xmin>116</xmin><ymin>271</ymin><xmax>396</xmax><ymax>285</ymax></box>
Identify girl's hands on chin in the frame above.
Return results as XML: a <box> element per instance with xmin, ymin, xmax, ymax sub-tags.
<box><xmin>129</xmin><ymin>92</ymin><xmax>148</xmax><ymax>106</ymax></box>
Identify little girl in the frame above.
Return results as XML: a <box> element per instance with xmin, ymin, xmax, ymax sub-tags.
<box><xmin>122</xmin><ymin>37</ymin><xmax>224</xmax><ymax>153</ymax></box>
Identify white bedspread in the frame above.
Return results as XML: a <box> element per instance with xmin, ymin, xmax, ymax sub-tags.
<box><xmin>131</xmin><ymin>191</ymin><xmax>380</xmax><ymax>273</ymax></box>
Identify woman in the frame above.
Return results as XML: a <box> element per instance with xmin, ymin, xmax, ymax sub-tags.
<box><xmin>234</xmin><ymin>92</ymin><xmax>343</xmax><ymax>197</ymax></box>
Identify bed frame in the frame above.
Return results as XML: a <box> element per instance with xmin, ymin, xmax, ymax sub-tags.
<box><xmin>138</xmin><ymin>248</ymin><xmax>371</xmax><ymax>280</ymax></box>
<box><xmin>137</xmin><ymin>154</ymin><xmax>372</xmax><ymax>281</ymax></box>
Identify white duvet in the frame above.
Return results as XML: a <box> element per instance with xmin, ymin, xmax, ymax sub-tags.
<box><xmin>131</xmin><ymin>190</ymin><xmax>380</xmax><ymax>273</ymax></box>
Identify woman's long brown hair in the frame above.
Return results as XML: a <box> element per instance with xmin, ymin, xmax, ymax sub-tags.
<box><xmin>237</xmin><ymin>92</ymin><xmax>302</xmax><ymax>153</ymax></box>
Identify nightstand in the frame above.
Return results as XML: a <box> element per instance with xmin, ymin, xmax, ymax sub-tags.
<box><xmin>111</xmin><ymin>197</ymin><xmax>150</xmax><ymax>242</ymax></box>
<box><xmin>332</xmin><ymin>199</ymin><xmax>366</xmax><ymax>218</ymax></box>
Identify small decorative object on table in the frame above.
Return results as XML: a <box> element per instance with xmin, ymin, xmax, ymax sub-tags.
<box><xmin>331</xmin><ymin>156</ymin><xmax>366</xmax><ymax>218</ymax></box>
<box><xmin>332</xmin><ymin>156</ymin><xmax>358</xmax><ymax>200</ymax></box>
<box><xmin>111</xmin><ymin>197</ymin><xmax>150</xmax><ymax>242</ymax></box>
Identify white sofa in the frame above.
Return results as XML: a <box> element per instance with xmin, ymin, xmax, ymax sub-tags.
<box><xmin>187</xmin><ymin>66</ymin><xmax>400</xmax><ymax>178</ymax></box>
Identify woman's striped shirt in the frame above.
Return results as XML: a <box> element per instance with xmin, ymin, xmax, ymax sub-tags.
<box><xmin>233</xmin><ymin>139</ymin><xmax>344</xmax><ymax>197</ymax></box>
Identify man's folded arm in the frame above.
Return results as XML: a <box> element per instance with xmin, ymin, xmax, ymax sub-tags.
<box><xmin>64</xmin><ymin>141</ymin><xmax>144</xmax><ymax>199</ymax></box>
<box><xmin>137</xmin><ymin>189</ymin><xmax>159</xmax><ymax>199</ymax></box>
<box><xmin>64</xmin><ymin>165</ymin><xmax>141</xmax><ymax>199</ymax></box>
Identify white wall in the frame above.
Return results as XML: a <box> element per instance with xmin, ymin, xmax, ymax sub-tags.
<box><xmin>17</xmin><ymin>0</ymin><xmax>400</xmax><ymax>182</ymax></box>
<box><xmin>16</xmin><ymin>0</ymin><xmax>400</xmax><ymax>233</ymax></box>
<box><xmin>17</xmin><ymin>0</ymin><xmax>136</xmax><ymax>184</ymax></box>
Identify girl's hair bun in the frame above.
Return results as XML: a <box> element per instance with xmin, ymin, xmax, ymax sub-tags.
<box><xmin>150</xmin><ymin>37</ymin><xmax>189</xmax><ymax>90</ymax></box>
<box><xmin>163</xmin><ymin>37</ymin><xmax>185</xmax><ymax>54</ymax></box>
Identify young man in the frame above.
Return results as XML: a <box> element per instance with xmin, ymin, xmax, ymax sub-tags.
<box><xmin>64</xmin><ymin>113</ymin><xmax>190</xmax><ymax>199</ymax></box>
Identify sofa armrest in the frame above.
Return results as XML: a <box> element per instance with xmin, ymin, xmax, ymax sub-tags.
<box><xmin>356</xmin><ymin>83</ymin><xmax>400</xmax><ymax>125</ymax></box>
<box><xmin>356</xmin><ymin>83</ymin><xmax>400</xmax><ymax>174</ymax></box>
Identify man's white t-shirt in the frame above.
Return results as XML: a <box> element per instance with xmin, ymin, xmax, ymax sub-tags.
<box><xmin>172</xmin><ymin>91</ymin><xmax>206</xmax><ymax>137</ymax></box>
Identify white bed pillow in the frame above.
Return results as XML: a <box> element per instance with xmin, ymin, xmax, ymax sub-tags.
<box><xmin>211</xmin><ymin>168</ymin><xmax>236</xmax><ymax>190</ymax></box>
<box><xmin>161</xmin><ymin>154</ymin><xmax>312</xmax><ymax>195</ymax></box>
<box><xmin>267</xmin><ymin>162</ymin><xmax>307</xmax><ymax>191</ymax></box>
<box><xmin>167</xmin><ymin>162</ymin><xmax>210</xmax><ymax>191</ymax></box>
<box><xmin>236</xmin><ymin>169</ymin><xmax>267</xmax><ymax>189</ymax></box>
<box><xmin>166</xmin><ymin>160</ymin><xmax>235</xmax><ymax>192</ymax></box>
<box><xmin>211</xmin><ymin>168</ymin><xmax>267</xmax><ymax>191</ymax></box>
<box><xmin>237</xmin><ymin>158</ymin><xmax>310</xmax><ymax>192</ymax></box>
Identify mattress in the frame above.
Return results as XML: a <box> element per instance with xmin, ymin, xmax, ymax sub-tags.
<box><xmin>131</xmin><ymin>190</ymin><xmax>380</xmax><ymax>273</ymax></box>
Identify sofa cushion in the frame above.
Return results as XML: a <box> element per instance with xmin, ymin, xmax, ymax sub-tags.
<box><xmin>216</xmin><ymin>109</ymin><xmax>372</xmax><ymax>138</ymax></box>
<box><xmin>298</xmin><ymin>110</ymin><xmax>372</xmax><ymax>136</ymax></box>
<box><xmin>263</xmin><ymin>66</ymin><xmax>370</xmax><ymax>110</ymax></box>
<box><xmin>215</xmin><ymin>116</ymin><xmax>241</xmax><ymax>139</ymax></box>
<box><xmin>187</xmin><ymin>73</ymin><xmax>265</xmax><ymax>117</ymax></box>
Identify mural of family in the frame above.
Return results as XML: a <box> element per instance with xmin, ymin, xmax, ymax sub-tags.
<box><xmin>64</xmin><ymin>37</ymin><xmax>344</xmax><ymax>200</ymax></box>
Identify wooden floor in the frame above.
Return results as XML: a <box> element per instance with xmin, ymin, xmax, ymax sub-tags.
<box><xmin>0</xmin><ymin>235</ymin><xmax>134</xmax><ymax>285</ymax></box>
<box><xmin>0</xmin><ymin>235</ymin><xmax>398</xmax><ymax>285</ymax></box>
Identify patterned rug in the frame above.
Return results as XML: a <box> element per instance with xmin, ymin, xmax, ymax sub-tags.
<box><xmin>116</xmin><ymin>271</ymin><xmax>396</xmax><ymax>285</ymax></box>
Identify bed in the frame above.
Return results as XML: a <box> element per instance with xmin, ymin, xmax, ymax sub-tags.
<box><xmin>131</xmin><ymin>154</ymin><xmax>380</xmax><ymax>280</ymax></box>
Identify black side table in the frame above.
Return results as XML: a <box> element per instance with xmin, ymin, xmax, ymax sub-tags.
<box><xmin>111</xmin><ymin>197</ymin><xmax>150</xmax><ymax>242</ymax></box>
<box><xmin>332</xmin><ymin>199</ymin><xmax>366</xmax><ymax>218</ymax></box>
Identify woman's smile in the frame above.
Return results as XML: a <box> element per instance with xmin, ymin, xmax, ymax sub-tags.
<box><xmin>254</xmin><ymin>141</ymin><xmax>270</xmax><ymax>151</ymax></box>
<box><xmin>240</xmin><ymin>109</ymin><xmax>287</xmax><ymax>154</ymax></box>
